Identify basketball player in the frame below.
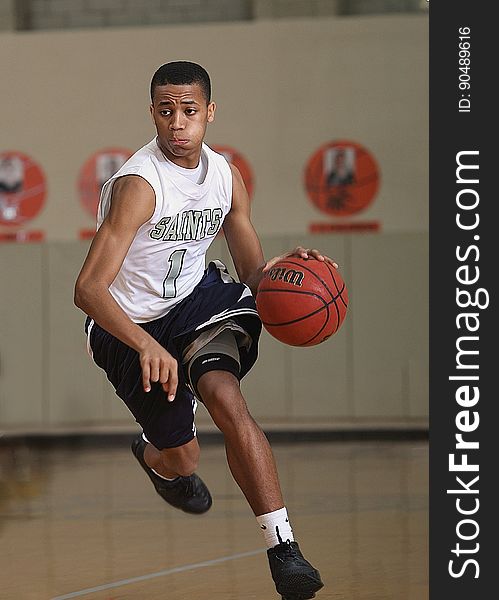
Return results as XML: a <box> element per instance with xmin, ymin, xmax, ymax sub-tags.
<box><xmin>74</xmin><ymin>61</ymin><xmax>336</xmax><ymax>600</ymax></box>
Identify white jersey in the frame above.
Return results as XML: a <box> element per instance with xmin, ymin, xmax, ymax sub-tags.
<box><xmin>97</xmin><ymin>138</ymin><xmax>233</xmax><ymax>323</ymax></box>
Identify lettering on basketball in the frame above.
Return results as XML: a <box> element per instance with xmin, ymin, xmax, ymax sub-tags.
<box><xmin>267</xmin><ymin>267</ymin><xmax>304</xmax><ymax>287</ymax></box>
<box><xmin>256</xmin><ymin>257</ymin><xmax>349</xmax><ymax>346</ymax></box>
<box><xmin>150</xmin><ymin>208</ymin><xmax>223</xmax><ymax>241</ymax></box>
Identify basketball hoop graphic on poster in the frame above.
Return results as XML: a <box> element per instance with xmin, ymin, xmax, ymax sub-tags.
<box><xmin>305</xmin><ymin>140</ymin><xmax>381</xmax><ymax>233</ymax></box>
<box><xmin>0</xmin><ymin>151</ymin><xmax>47</xmax><ymax>242</ymax></box>
<box><xmin>78</xmin><ymin>147</ymin><xmax>132</xmax><ymax>239</ymax></box>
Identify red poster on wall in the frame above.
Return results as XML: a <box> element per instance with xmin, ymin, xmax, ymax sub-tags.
<box><xmin>211</xmin><ymin>145</ymin><xmax>254</xmax><ymax>200</ymax></box>
<box><xmin>0</xmin><ymin>151</ymin><xmax>47</xmax><ymax>232</ymax></box>
<box><xmin>78</xmin><ymin>147</ymin><xmax>132</xmax><ymax>239</ymax></box>
<box><xmin>78</xmin><ymin>147</ymin><xmax>132</xmax><ymax>218</ymax></box>
<box><xmin>304</xmin><ymin>140</ymin><xmax>380</xmax><ymax>218</ymax></box>
<box><xmin>304</xmin><ymin>140</ymin><xmax>382</xmax><ymax>233</ymax></box>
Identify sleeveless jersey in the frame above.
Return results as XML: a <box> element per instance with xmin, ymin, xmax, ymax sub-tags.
<box><xmin>96</xmin><ymin>138</ymin><xmax>233</xmax><ymax>323</ymax></box>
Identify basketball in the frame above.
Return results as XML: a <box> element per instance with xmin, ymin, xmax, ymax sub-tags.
<box><xmin>256</xmin><ymin>257</ymin><xmax>348</xmax><ymax>347</ymax></box>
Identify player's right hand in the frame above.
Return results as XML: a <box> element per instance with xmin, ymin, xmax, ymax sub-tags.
<box><xmin>139</xmin><ymin>340</ymin><xmax>178</xmax><ymax>402</ymax></box>
<box><xmin>263</xmin><ymin>246</ymin><xmax>339</xmax><ymax>272</ymax></box>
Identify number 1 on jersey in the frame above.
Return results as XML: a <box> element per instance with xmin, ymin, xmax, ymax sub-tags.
<box><xmin>163</xmin><ymin>249</ymin><xmax>186</xmax><ymax>298</ymax></box>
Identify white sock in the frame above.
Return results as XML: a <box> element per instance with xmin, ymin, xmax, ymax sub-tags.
<box><xmin>256</xmin><ymin>507</ymin><xmax>294</xmax><ymax>548</ymax></box>
<box><xmin>142</xmin><ymin>434</ymin><xmax>179</xmax><ymax>482</ymax></box>
<box><xmin>151</xmin><ymin>468</ymin><xmax>179</xmax><ymax>482</ymax></box>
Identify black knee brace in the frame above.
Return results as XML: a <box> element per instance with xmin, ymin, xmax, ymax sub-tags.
<box><xmin>188</xmin><ymin>352</ymin><xmax>241</xmax><ymax>399</ymax></box>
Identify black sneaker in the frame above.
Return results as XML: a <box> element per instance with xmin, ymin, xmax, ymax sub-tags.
<box><xmin>131</xmin><ymin>435</ymin><xmax>212</xmax><ymax>514</ymax></box>
<box><xmin>267</xmin><ymin>540</ymin><xmax>324</xmax><ymax>600</ymax></box>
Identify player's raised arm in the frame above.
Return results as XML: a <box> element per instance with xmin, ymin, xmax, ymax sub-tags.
<box><xmin>74</xmin><ymin>175</ymin><xmax>178</xmax><ymax>398</ymax></box>
<box><xmin>223</xmin><ymin>164</ymin><xmax>266</xmax><ymax>296</ymax></box>
<box><xmin>224</xmin><ymin>165</ymin><xmax>338</xmax><ymax>296</ymax></box>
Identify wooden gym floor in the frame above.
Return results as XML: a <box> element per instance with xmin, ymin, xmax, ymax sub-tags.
<box><xmin>0</xmin><ymin>438</ymin><xmax>428</xmax><ymax>599</ymax></box>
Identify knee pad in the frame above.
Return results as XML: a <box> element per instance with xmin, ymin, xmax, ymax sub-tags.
<box><xmin>187</xmin><ymin>330</ymin><xmax>241</xmax><ymax>398</ymax></box>
<box><xmin>189</xmin><ymin>352</ymin><xmax>240</xmax><ymax>397</ymax></box>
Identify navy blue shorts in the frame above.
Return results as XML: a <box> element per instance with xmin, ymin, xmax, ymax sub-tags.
<box><xmin>86</xmin><ymin>261</ymin><xmax>262</xmax><ymax>450</ymax></box>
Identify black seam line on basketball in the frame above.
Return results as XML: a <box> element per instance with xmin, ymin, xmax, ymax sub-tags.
<box><xmin>259</xmin><ymin>290</ymin><xmax>344</xmax><ymax>327</ymax></box>
<box><xmin>325</xmin><ymin>261</ymin><xmax>348</xmax><ymax>309</ymax></box>
<box><xmin>258</xmin><ymin>290</ymin><xmax>343</xmax><ymax>304</ymax></box>
<box><xmin>258</xmin><ymin>288</ymin><xmax>327</xmax><ymax>327</ymax></box>
<box><xmin>298</xmin><ymin>299</ymin><xmax>331</xmax><ymax>346</ymax></box>
<box><xmin>332</xmin><ymin>293</ymin><xmax>341</xmax><ymax>335</ymax></box>
<box><xmin>266</xmin><ymin>305</ymin><xmax>330</xmax><ymax>339</ymax></box>
<box><xmin>257</xmin><ymin>288</ymin><xmax>325</xmax><ymax>299</ymax></box>
<box><xmin>315</xmin><ymin>291</ymin><xmax>339</xmax><ymax>340</ymax></box>
<box><xmin>258</xmin><ymin>286</ymin><xmax>344</xmax><ymax>301</ymax></box>
<box><xmin>297</xmin><ymin>303</ymin><xmax>329</xmax><ymax>346</ymax></box>
<box><xmin>276</xmin><ymin>258</ymin><xmax>336</xmax><ymax>303</ymax></box>
<box><xmin>262</xmin><ymin>301</ymin><xmax>329</xmax><ymax>327</ymax></box>
<box><xmin>299</xmin><ymin>288</ymin><xmax>342</xmax><ymax>345</ymax></box>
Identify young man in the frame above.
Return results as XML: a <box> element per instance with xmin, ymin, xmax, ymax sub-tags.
<box><xmin>75</xmin><ymin>61</ymin><xmax>333</xmax><ymax>600</ymax></box>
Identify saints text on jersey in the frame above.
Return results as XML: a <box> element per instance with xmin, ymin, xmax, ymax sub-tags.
<box><xmin>150</xmin><ymin>207</ymin><xmax>223</xmax><ymax>241</ymax></box>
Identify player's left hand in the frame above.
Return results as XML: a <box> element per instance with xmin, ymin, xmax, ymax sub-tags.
<box><xmin>262</xmin><ymin>246</ymin><xmax>339</xmax><ymax>273</ymax></box>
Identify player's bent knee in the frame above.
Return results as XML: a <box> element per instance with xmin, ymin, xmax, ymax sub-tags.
<box><xmin>189</xmin><ymin>352</ymin><xmax>241</xmax><ymax>400</ymax></box>
<box><xmin>205</xmin><ymin>389</ymin><xmax>255</xmax><ymax>433</ymax></box>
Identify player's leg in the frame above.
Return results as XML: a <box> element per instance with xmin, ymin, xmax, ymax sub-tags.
<box><xmin>189</xmin><ymin>331</ymin><xmax>323</xmax><ymax>599</ymax></box>
<box><xmin>86</xmin><ymin>317</ymin><xmax>212</xmax><ymax>514</ymax></box>
<box><xmin>131</xmin><ymin>434</ymin><xmax>212</xmax><ymax>514</ymax></box>
<box><xmin>186</xmin><ymin>329</ymin><xmax>282</xmax><ymax>513</ymax></box>
<box><xmin>198</xmin><ymin>369</ymin><xmax>283</xmax><ymax>514</ymax></box>
<box><xmin>128</xmin><ymin>377</ymin><xmax>213</xmax><ymax>514</ymax></box>
<box><xmin>143</xmin><ymin>435</ymin><xmax>200</xmax><ymax>478</ymax></box>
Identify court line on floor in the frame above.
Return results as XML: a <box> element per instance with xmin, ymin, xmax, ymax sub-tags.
<box><xmin>51</xmin><ymin>548</ymin><xmax>266</xmax><ymax>599</ymax></box>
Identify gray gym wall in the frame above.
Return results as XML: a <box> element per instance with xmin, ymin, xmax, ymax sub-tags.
<box><xmin>0</xmin><ymin>10</ymin><xmax>428</xmax><ymax>433</ymax></box>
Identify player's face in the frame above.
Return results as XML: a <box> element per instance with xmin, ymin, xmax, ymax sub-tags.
<box><xmin>151</xmin><ymin>83</ymin><xmax>216</xmax><ymax>168</ymax></box>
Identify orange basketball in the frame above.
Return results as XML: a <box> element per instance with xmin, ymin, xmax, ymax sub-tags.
<box><xmin>256</xmin><ymin>257</ymin><xmax>348</xmax><ymax>347</ymax></box>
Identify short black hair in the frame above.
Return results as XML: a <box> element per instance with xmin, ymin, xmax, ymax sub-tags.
<box><xmin>150</xmin><ymin>61</ymin><xmax>211</xmax><ymax>103</ymax></box>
